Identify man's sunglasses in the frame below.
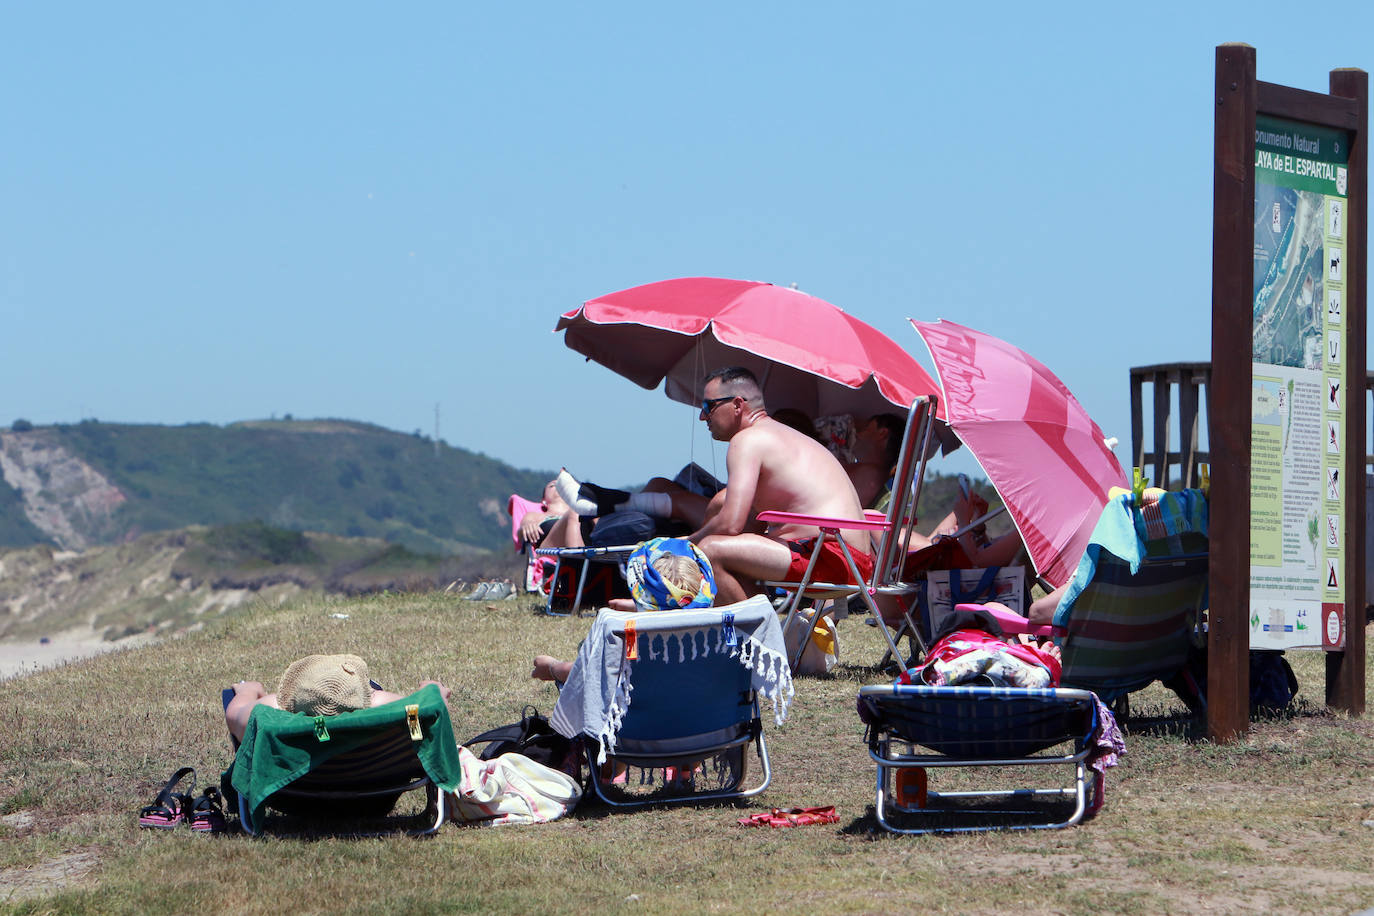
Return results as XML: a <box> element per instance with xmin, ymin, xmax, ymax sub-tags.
<box><xmin>700</xmin><ymin>395</ymin><xmax>737</xmax><ymax>417</ymax></box>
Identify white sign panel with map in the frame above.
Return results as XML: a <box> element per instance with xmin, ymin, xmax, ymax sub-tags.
<box><xmin>1250</xmin><ymin>114</ymin><xmax>1351</xmax><ymax>650</ymax></box>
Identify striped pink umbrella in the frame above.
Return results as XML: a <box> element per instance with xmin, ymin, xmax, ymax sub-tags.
<box><xmin>911</xmin><ymin>319</ymin><xmax>1127</xmax><ymax>587</ymax></box>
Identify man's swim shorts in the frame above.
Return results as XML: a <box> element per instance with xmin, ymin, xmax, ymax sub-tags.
<box><xmin>785</xmin><ymin>537</ymin><xmax>875</xmax><ymax>584</ymax></box>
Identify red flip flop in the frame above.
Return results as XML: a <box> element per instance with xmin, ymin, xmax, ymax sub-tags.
<box><xmin>737</xmin><ymin>805</ymin><xmax>839</xmax><ymax>828</ymax></box>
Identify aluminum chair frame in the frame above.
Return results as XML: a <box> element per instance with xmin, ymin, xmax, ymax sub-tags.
<box><xmin>580</xmin><ymin>604</ymin><xmax>778</xmax><ymax>808</ymax></box>
<box><xmin>760</xmin><ymin>396</ymin><xmax>939</xmax><ymax>670</ymax></box>
<box><xmin>859</xmin><ymin>684</ymin><xmax>1100</xmax><ymax>835</ymax></box>
<box><xmin>535</xmin><ymin>544</ymin><xmax>635</xmax><ymax>617</ymax></box>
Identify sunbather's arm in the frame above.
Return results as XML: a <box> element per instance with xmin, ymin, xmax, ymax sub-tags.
<box><xmin>225</xmin><ymin>681</ymin><xmax>280</xmax><ymax>743</ymax></box>
<box><xmin>688</xmin><ymin>439</ymin><xmax>762</xmax><ymax>542</ymax></box>
<box><xmin>372</xmin><ymin>680</ymin><xmax>452</xmax><ymax>706</ymax></box>
<box><xmin>519</xmin><ymin>511</ymin><xmax>554</xmax><ymax>545</ymax></box>
<box><xmin>1026</xmin><ymin>585</ymin><xmax>1067</xmax><ymax>626</ymax></box>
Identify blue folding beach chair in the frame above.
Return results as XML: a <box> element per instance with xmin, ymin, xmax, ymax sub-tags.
<box><xmin>858</xmin><ymin>684</ymin><xmax>1101</xmax><ymax>834</ymax></box>
<box><xmin>550</xmin><ymin>596</ymin><xmax>793</xmax><ymax>808</ymax></box>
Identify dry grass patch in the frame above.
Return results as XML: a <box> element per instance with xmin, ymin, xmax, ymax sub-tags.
<box><xmin>1</xmin><ymin>595</ymin><xmax>1372</xmax><ymax>914</ymax></box>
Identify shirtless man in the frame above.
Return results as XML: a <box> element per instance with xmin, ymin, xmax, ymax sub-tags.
<box><xmin>689</xmin><ymin>367</ymin><xmax>872</xmax><ymax>604</ymax></box>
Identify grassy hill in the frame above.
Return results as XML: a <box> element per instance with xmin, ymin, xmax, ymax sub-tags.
<box><xmin>2</xmin><ymin>418</ymin><xmax>552</xmax><ymax>555</ymax></box>
<box><xmin>0</xmin><ymin>519</ymin><xmax>531</xmax><ymax>644</ymax></box>
<box><xmin>2</xmin><ymin>416</ymin><xmax>1006</xmax><ymax>558</ymax></box>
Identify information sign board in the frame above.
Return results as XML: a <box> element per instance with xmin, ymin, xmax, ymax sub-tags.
<box><xmin>1249</xmin><ymin>114</ymin><xmax>1352</xmax><ymax>649</ymax></box>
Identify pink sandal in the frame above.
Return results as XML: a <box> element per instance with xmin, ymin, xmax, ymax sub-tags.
<box><xmin>138</xmin><ymin>767</ymin><xmax>196</xmax><ymax>829</ymax></box>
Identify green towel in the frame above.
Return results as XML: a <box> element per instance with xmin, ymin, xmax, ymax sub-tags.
<box><xmin>229</xmin><ymin>683</ymin><xmax>462</xmax><ymax>832</ymax></box>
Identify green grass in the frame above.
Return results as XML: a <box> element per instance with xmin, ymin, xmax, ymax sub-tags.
<box><xmin>1</xmin><ymin>596</ymin><xmax>1371</xmax><ymax>914</ymax></box>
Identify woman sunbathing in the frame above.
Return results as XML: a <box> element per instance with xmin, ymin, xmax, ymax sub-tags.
<box><xmin>225</xmin><ymin>653</ymin><xmax>451</xmax><ymax>742</ymax></box>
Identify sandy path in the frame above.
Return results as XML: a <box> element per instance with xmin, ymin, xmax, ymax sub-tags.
<box><xmin>0</xmin><ymin>628</ymin><xmax>154</xmax><ymax>681</ymax></box>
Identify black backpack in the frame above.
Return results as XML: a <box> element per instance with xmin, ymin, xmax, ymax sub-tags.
<box><xmin>465</xmin><ymin>706</ymin><xmax>581</xmax><ymax>780</ymax></box>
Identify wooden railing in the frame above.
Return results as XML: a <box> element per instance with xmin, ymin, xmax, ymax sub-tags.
<box><xmin>1131</xmin><ymin>363</ymin><xmax>1374</xmax><ymax>482</ymax></box>
<box><xmin>1129</xmin><ymin>362</ymin><xmax>1212</xmax><ymax>489</ymax></box>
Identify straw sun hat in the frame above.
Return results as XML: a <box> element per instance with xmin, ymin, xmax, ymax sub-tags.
<box><xmin>277</xmin><ymin>654</ymin><xmax>373</xmax><ymax>717</ymax></box>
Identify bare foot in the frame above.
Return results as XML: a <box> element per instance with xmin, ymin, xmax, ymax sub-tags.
<box><xmin>531</xmin><ymin>655</ymin><xmax>572</xmax><ymax>682</ymax></box>
<box><xmin>606</xmin><ymin>598</ymin><xmax>636</xmax><ymax>612</ymax></box>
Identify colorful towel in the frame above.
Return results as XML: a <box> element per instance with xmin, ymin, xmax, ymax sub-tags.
<box><xmin>1055</xmin><ymin>489</ymin><xmax>1208</xmax><ymax>627</ymax></box>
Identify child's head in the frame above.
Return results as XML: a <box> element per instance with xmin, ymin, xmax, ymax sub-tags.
<box><xmin>626</xmin><ymin>537</ymin><xmax>716</xmax><ymax>610</ymax></box>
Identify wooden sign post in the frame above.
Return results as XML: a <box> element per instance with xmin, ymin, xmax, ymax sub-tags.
<box><xmin>1211</xmin><ymin>44</ymin><xmax>1367</xmax><ymax>741</ymax></box>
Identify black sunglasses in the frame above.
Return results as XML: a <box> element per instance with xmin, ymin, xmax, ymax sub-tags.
<box><xmin>700</xmin><ymin>395</ymin><xmax>736</xmax><ymax>417</ymax></box>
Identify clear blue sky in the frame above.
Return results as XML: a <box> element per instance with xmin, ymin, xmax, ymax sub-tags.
<box><xmin>3</xmin><ymin>3</ymin><xmax>1368</xmax><ymax>489</ymax></box>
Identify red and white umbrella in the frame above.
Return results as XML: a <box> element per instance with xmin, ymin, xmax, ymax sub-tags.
<box><xmin>910</xmin><ymin>319</ymin><xmax>1127</xmax><ymax>587</ymax></box>
<box><xmin>558</xmin><ymin>277</ymin><xmax>948</xmax><ymax>424</ymax></box>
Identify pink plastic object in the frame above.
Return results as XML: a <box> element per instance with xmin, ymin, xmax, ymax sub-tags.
<box><xmin>953</xmin><ymin>602</ymin><xmax>1058</xmax><ymax>638</ymax></box>
<box><xmin>507</xmin><ymin>494</ymin><xmax>545</xmax><ymax>551</ymax></box>
<box><xmin>755</xmin><ymin>509</ymin><xmax>891</xmax><ymax>531</ymax></box>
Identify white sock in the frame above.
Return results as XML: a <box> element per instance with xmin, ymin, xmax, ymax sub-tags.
<box><xmin>625</xmin><ymin>491</ymin><xmax>672</xmax><ymax>517</ymax></box>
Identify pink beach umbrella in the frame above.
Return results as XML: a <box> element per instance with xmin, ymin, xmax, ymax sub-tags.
<box><xmin>910</xmin><ymin>319</ymin><xmax>1127</xmax><ymax>588</ymax></box>
<box><xmin>557</xmin><ymin>277</ymin><xmax>948</xmax><ymax>425</ymax></box>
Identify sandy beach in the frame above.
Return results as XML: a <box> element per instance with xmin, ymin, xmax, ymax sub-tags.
<box><xmin>0</xmin><ymin>629</ymin><xmax>154</xmax><ymax>681</ymax></box>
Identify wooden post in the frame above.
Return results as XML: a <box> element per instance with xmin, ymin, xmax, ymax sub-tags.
<box><xmin>1179</xmin><ymin>374</ymin><xmax>1200</xmax><ymax>488</ymax></box>
<box><xmin>1328</xmin><ymin>67</ymin><xmax>1368</xmax><ymax>715</ymax></box>
<box><xmin>1209</xmin><ymin>43</ymin><xmax>1256</xmax><ymax>742</ymax></box>
<box><xmin>1151</xmin><ymin>369</ymin><xmax>1171</xmax><ymax>486</ymax></box>
<box><xmin>1130</xmin><ymin>371</ymin><xmax>1145</xmax><ymax>473</ymax></box>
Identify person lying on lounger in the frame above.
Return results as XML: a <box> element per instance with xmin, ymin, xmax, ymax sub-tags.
<box><xmin>516</xmin><ymin>478</ymin><xmax>590</xmax><ymax>551</ymax></box>
<box><xmin>555</xmin><ymin>407</ymin><xmax>833</xmax><ymax>534</ymax></box>
<box><xmin>531</xmin><ymin>537</ymin><xmax>715</xmax><ymax>684</ymax></box>
<box><xmin>225</xmin><ymin>654</ymin><xmax>452</xmax><ymax>743</ymax></box>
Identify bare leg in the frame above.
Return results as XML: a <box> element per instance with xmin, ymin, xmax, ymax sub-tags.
<box><xmin>532</xmin><ymin>655</ymin><xmax>574</xmax><ymax>683</ymax></box>
<box><xmin>965</xmin><ymin>532</ymin><xmax>1024</xmax><ymax>569</ymax></box>
<box><xmin>641</xmin><ymin>478</ymin><xmax>712</xmax><ymax>529</ymax></box>
<box><xmin>697</xmin><ymin>533</ymin><xmax>795</xmax><ymax>605</ymax></box>
<box><xmin>542</xmin><ymin>511</ymin><xmax>585</xmax><ymax>550</ymax></box>
<box><xmin>225</xmin><ymin>681</ymin><xmax>276</xmax><ymax>743</ymax></box>
<box><xmin>928</xmin><ymin>511</ymin><xmax>959</xmax><ymax>537</ymax></box>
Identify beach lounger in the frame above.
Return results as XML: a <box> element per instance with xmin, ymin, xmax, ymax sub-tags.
<box><xmin>224</xmin><ymin>683</ymin><xmax>462</xmax><ymax>836</ymax></box>
<box><xmin>858</xmin><ymin>684</ymin><xmax>1102</xmax><ymax>834</ymax></box>
<box><xmin>536</xmin><ymin>544</ymin><xmax>635</xmax><ymax>616</ymax></box>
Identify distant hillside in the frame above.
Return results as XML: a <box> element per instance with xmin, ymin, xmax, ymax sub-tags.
<box><xmin>0</xmin><ymin>521</ymin><xmax>531</xmax><ymax>643</ymax></box>
<box><xmin>0</xmin><ymin>419</ymin><xmax>551</xmax><ymax>555</ymax></box>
